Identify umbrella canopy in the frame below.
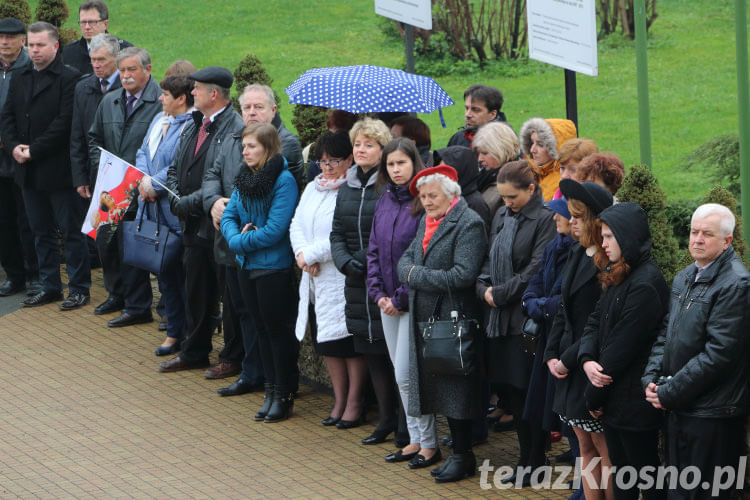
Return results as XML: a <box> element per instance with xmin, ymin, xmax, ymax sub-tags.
<box><xmin>285</xmin><ymin>65</ymin><xmax>454</xmax><ymax>126</ymax></box>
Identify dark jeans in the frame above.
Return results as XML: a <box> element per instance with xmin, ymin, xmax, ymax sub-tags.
<box><xmin>157</xmin><ymin>250</ymin><xmax>185</xmax><ymax>339</ymax></box>
<box><xmin>603</xmin><ymin>425</ymin><xmax>665</xmax><ymax>500</ymax></box>
<box><xmin>23</xmin><ymin>187</ymin><xmax>90</xmax><ymax>294</ymax></box>
<box><xmin>225</xmin><ymin>265</ymin><xmax>262</xmax><ymax>383</ymax></box>
<box><xmin>238</xmin><ymin>269</ymin><xmax>297</xmax><ymax>388</ymax></box>
<box><xmin>178</xmin><ymin>244</ymin><xmax>220</xmax><ymax>363</ymax></box>
<box><xmin>0</xmin><ymin>177</ymin><xmax>37</xmax><ymax>283</ymax></box>
<box><xmin>217</xmin><ymin>264</ymin><xmax>244</xmax><ymax>364</ymax></box>
<box><xmin>666</xmin><ymin>413</ymin><xmax>745</xmax><ymax>500</ymax></box>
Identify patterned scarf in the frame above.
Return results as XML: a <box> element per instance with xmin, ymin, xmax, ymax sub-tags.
<box><xmin>487</xmin><ymin>211</ymin><xmax>521</xmax><ymax>338</ymax></box>
<box><xmin>314</xmin><ymin>173</ymin><xmax>346</xmax><ymax>192</ymax></box>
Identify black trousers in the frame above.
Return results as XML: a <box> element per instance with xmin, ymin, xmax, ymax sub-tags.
<box><xmin>238</xmin><ymin>269</ymin><xmax>297</xmax><ymax>389</ymax></box>
<box><xmin>507</xmin><ymin>385</ymin><xmax>547</xmax><ymax>467</ymax></box>
<box><xmin>0</xmin><ymin>177</ymin><xmax>37</xmax><ymax>283</ymax></box>
<box><xmin>666</xmin><ymin>413</ymin><xmax>745</xmax><ymax>500</ymax></box>
<box><xmin>178</xmin><ymin>244</ymin><xmax>220</xmax><ymax>363</ymax></box>
<box><xmin>225</xmin><ymin>265</ymin><xmax>262</xmax><ymax>383</ymax></box>
<box><xmin>603</xmin><ymin>425</ymin><xmax>665</xmax><ymax>500</ymax></box>
<box><xmin>217</xmin><ymin>264</ymin><xmax>245</xmax><ymax>365</ymax></box>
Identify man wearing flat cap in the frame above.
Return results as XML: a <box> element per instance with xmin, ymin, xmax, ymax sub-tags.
<box><xmin>0</xmin><ymin>18</ymin><xmax>39</xmax><ymax>297</ymax></box>
<box><xmin>88</xmin><ymin>46</ymin><xmax>161</xmax><ymax>327</ymax></box>
<box><xmin>159</xmin><ymin>66</ymin><xmax>247</xmax><ymax>376</ymax></box>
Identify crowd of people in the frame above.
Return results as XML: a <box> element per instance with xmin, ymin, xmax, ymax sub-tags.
<box><xmin>0</xmin><ymin>3</ymin><xmax>748</xmax><ymax>496</ymax></box>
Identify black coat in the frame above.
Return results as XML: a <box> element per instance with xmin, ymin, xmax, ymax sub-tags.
<box><xmin>578</xmin><ymin>203</ymin><xmax>669</xmax><ymax>431</ymax></box>
<box><xmin>434</xmin><ymin>145</ymin><xmax>491</xmax><ymax>227</ymax></box>
<box><xmin>70</xmin><ymin>73</ymin><xmax>121</xmax><ymax>188</ymax></box>
<box><xmin>476</xmin><ymin>190</ymin><xmax>556</xmax><ymax>388</ymax></box>
<box><xmin>0</xmin><ymin>54</ymin><xmax>81</xmax><ymax>191</ymax></box>
<box><xmin>446</xmin><ymin>112</ymin><xmax>509</xmax><ymax>148</ymax></box>
<box><xmin>62</xmin><ymin>36</ymin><xmax>131</xmax><ymax>75</ymax></box>
<box><xmin>643</xmin><ymin>245</ymin><xmax>750</xmax><ymax>418</ymax></box>
<box><xmin>0</xmin><ymin>49</ymin><xmax>30</xmax><ymax>178</ymax></box>
<box><xmin>543</xmin><ymin>243</ymin><xmax>602</xmax><ymax>420</ymax></box>
<box><xmin>167</xmin><ymin>106</ymin><xmax>243</xmax><ymax>244</ymax></box>
<box><xmin>330</xmin><ymin>165</ymin><xmax>385</xmax><ymax>342</ymax></box>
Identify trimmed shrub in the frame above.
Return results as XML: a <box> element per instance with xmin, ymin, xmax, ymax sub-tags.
<box><xmin>665</xmin><ymin>197</ymin><xmax>700</xmax><ymax>249</ymax></box>
<box><xmin>0</xmin><ymin>0</ymin><xmax>32</xmax><ymax>25</ymax></box>
<box><xmin>685</xmin><ymin>134</ymin><xmax>740</xmax><ymax>198</ymax></box>
<box><xmin>34</xmin><ymin>0</ymin><xmax>68</xmax><ymax>27</ymax></box>
<box><xmin>618</xmin><ymin>164</ymin><xmax>682</xmax><ymax>282</ymax></box>
<box><xmin>292</xmin><ymin>105</ymin><xmax>328</xmax><ymax>148</ymax></box>
<box><xmin>702</xmin><ymin>186</ymin><xmax>747</xmax><ymax>265</ymax></box>
<box><xmin>231</xmin><ymin>53</ymin><xmax>279</xmax><ymax>113</ymax></box>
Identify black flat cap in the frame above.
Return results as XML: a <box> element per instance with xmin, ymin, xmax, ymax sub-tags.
<box><xmin>189</xmin><ymin>66</ymin><xmax>233</xmax><ymax>89</ymax></box>
<box><xmin>0</xmin><ymin>18</ymin><xmax>26</xmax><ymax>35</ymax></box>
<box><xmin>559</xmin><ymin>179</ymin><xmax>613</xmax><ymax>215</ymax></box>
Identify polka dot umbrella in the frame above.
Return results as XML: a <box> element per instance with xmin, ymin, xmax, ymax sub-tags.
<box><xmin>285</xmin><ymin>65</ymin><xmax>455</xmax><ymax>127</ymax></box>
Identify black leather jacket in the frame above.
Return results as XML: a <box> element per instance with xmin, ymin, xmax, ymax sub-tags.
<box><xmin>643</xmin><ymin>246</ymin><xmax>750</xmax><ymax>418</ymax></box>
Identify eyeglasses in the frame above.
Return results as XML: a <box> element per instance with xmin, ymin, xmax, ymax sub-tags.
<box><xmin>320</xmin><ymin>159</ymin><xmax>345</xmax><ymax>168</ymax></box>
<box><xmin>78</xmin><ymin>19</ymin><xmax>104</xmax><ymax>26</ymax></box>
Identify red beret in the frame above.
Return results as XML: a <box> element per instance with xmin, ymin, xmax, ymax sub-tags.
<box><xmin>409</xmin><ymin>164</ymin><xmax>459</xmax><ymax>197</ymax></box>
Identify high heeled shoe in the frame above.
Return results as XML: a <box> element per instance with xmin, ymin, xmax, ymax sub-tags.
<box><xmin>321</xmin><ymin>415</ymin><xmax>341</xmax><ymax>426</ymax></box>
<box><xmin>361</xmin><ymin>427</ymin><xmax>394</xmax><ymax>445</ymax></box>
<box><xmin>335</xmin><ymin>413</ymin><xmax>365</xmax><ymax>429</ymax></box>
<box><xmin>434</xmin><ymin>451</ymin><xmax>477</xmax><ymax>483</ymax></box>
<box><xmin>154</xmin><ymin>338</ymin><xmax>181</xmax><ymax>356</ymax></box>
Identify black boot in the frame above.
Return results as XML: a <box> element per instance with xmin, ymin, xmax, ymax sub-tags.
<box><xmin>254</xmin><ymin>384</ymin><xmax>274</xmax><ymax>421</ymax></box>
<box><xmin>264</xmin><ymin>386</ymin><xmax>293</xmax><ymax>423</ymax></box>
<box><xmin>434</xmin><ymin>451</ymin><xmax>477</xmax><ymax>483</ymax></box>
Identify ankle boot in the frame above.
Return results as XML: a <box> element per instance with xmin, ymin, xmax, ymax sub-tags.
<box><xmin>254</xmin><ymin>383</ymin><xmax>274</xmax><ymax>421</ymax></box>
<box><xmin>434</xmin><ymin>451</ymin><xmax>477</xmax><ymax>483</ymax></box>
<box><xmin>264</xmin><ymin>386</ymin><xmax>293</xmax><ymax>423</ymax></box>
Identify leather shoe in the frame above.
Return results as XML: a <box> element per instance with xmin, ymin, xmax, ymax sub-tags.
<box><xmin>0</xmin><ymin>280</ymin><xmax>25</xmax><ymax>297</ymax></box>
<box><xmin>217</xmin><ymin>378</ymin><xmax>262</xmax><ymax>397</ymax></box>
<box><xmin>155</xmin><ymin>339</ymin><xmax>181</xmax><ymax>356</ymax></box>
<box><xmin>94</xmin><ymin>296</ymin><xmax>124</xmax><ymax>315</ymax></box>
<box><xmin>336</xmin><ymin>415</ymin><xmax>364</xmax><ymax>429</ymax></box>
<box><xmin>108</xmin><ymin>311</ymin><xmax>153</xmax><ymax>328</ymax></box>
<box><xmin>434</xmin><ymin>452</ymin><xmax>477</xmax><ymax>483</ymax></box>
<box><xmin>361</xmin><ymin>427</ymin><xmax>393</xmax><ymax>445</ymax></box>
<box><xmin>158</xmin><ymin>355</ymin><xmax>209</xmax><ymax>373</ymax></box>
<box><xmin>59</xmin><ymin>292</ymin><xmax>90</xmax><ymax>311</ymax></box>
<box><xmin>385</xmin><ymin>448</ymin><xmax>418</xmax><ymax>463</ymax></box>
<box><xmin>204</xmin><ymin>362</ymin><xmax>241</xmax><ymax>380</ymax></box>
<box><xmin>408</xmin><ymin>448</ymin><xmax>442</xmax><ymax>469</ymax></box>
<box><xmin>23</xmin><ymin>290</ymin><xmax>62</xmax><ymax>307</ymax></box>
<box><xmin>322</xmin><ymin>416</ymin><xmax>341</xmax><ymax>426</ymax></box>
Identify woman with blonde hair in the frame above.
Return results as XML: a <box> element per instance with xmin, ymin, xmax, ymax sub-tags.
<box><xmin>472</xmin><ymin>121</ymin><xmax>521</xmax><ymax>217</ymax></box>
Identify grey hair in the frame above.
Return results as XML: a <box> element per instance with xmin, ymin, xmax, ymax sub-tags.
<box><xmin>692</xmin><ymin>203</ymin><xmax>736</xmax><ymax>236</ymax></box>
<box><xmin>416</xmin><ymin>174</ymin><xmax>462</xmax><ymax>198</ymax></box>
<box><xmin>473</xmin><ymin>121</ymin><xmax>520</xmax><ymax>165</ymax></box>
<box><xmin>89</xmin><ymin>33</ymin><xmax>119</xmax><ymax>57</ymax></box>
<box><xmin>116</xmin><ymin>46</ymin><xmax>151</xmax><ymax>69</ymax></box>
<box><xmin>241</xmin><ymin>83</ymin><xmax>276</xmax><ymax>108</ymax></box>
<box><xmin>205</xmin><ymin>83</ymin><xmax>231</xmax><ymax>101</ymax></box>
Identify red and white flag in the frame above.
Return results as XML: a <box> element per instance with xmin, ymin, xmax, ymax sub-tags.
<box><xmin>81</xmin><ymin>148</ymin><xmax>144</xmax><ymax>239</ymax></box>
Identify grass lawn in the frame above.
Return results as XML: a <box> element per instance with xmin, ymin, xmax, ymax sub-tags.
<box><xmin>38</xmin><ymin>0</ymin><xmax>748</xmax><ymax>200</ymax></box>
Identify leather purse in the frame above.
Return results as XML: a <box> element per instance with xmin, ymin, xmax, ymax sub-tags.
<box><xmin>521</xmin><ymin>316</ymin><xmax>540</xmax><ymax>356</ymax></box>
<box><xmin>122</xmin><ymin>202</ymin><xmax>181</xmax><ymax>274</ymax></box>
<box><xmin>418</xmin><ymin>285</ymin><xmax>479</xmax><ymax>377</ymax></box>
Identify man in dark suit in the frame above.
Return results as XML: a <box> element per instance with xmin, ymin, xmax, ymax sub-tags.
<box><xmin>88</xmin><ymin>46</ymin><xmax>161</xmax><ymax>327</ymax></box>
<box><xmin>62</xmin><ymin>0</ymin><xmax>130</xmax><ymax>75</ymax></box>
<box><xmin>0</xmin><ymin>22</ymin><xmax>91</xmax><ymax>309</ymax></box>
<box><xmin>70</xmin><ymin>32</ymin><xmax>121</xmax><ymax>277</ymax></box>
<box><xmin>0</xmin><ymin>17</ymin><xmax>39</xmax><ymax>297</ymax></box>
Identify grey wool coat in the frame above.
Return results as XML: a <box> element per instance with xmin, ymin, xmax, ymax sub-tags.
<box><xmin>397</xmin><ymin>199</ymin><xmax>488</xmax><ymax>420</ymax></box>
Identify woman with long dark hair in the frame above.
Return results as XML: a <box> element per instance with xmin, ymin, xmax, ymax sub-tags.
<box><xmin>220</xmin><ymin>122</ymin><xmax>298</xmax><ymax>422</ymax></box>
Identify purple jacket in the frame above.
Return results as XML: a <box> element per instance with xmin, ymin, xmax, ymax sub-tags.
<box><xmin>366</xmin><ymin>184</ymin><xmax>421</xmax><ymax>311</ymax></box>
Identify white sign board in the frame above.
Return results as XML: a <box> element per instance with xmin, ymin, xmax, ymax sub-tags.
<box><xmin>375</xmin><ymin>0</ymin><xmax>432</xmax><ymax>31</ymax></box>
<box><xmin>527</xmin><ymin>0</ymin><xmax>598</xmax><ymax>76</ymax></box>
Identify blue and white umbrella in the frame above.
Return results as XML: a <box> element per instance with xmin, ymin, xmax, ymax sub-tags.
<box><xmin>285</xmin><ymin>65</ymin><xmax>455</xmax><ymax>127</ymax></box>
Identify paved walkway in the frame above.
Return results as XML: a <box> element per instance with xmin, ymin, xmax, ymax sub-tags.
<box><xmin>0</xmin><ymin>270</ymin><xmax>571</xmax><ymax>499</ymax></box>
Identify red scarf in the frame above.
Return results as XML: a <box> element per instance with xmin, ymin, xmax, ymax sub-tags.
<box><xmin>422</xmin><ymin>198</ymin><xmax>459</xmax><ymax>253</ymax></box>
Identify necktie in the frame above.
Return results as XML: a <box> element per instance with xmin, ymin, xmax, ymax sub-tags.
<box><xmin>194</xmin><ymin>117</ymin><xmax>211</xmax><ymax>155</ymax></box>
<box><xmin>125</xmin><ymin>95</ymin><xmax>137</xmax><ymax>118</ymax></box>
<box><xmin>100</xmin><ymin>78</ymin><xmax>108</xmax><ymax>94</ymax></box>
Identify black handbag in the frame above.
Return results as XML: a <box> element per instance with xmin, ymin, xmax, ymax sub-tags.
<box><xmin>521</xmin><ymin>316</ymin><xmax>540</xmax><ymax>356</ymax></box>
<box><xmin>122</xmin><ymin>202</ymin><xmax>181</xmax><ymax>274</ymax></box>
<box><xmin>418</xmin><ymin>285</ymin><xmax>479</xmax><ymax>377</ymax></box>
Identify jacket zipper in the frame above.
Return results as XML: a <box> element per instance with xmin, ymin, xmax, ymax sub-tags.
<box><xmin>358</xmin><ymin>186</ymin><xmax>373</xmax><ymax>343</ymax></box>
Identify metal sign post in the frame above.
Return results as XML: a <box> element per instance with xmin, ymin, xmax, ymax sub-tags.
<box><xmin>735</xmin><ymin>0</ymin><xmax>750</xmax><ymax>238</ymax></box>
<box><xmin>634</xmin><ymin>0</ymin><xmax>653</xmax><ymax>168</ymax></box>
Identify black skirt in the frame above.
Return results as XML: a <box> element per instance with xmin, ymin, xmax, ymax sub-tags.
<box><xmin>309</xmin><ymin>302</ymin><xmax>358</xmax><ymax>358</ymax></box>
<box><xmin>487</xmin><ymin>334</ymin><xmax>533</xmax><ymax>390</ymax></box>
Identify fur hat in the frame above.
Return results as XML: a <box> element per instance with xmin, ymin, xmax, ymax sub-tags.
<box><xmin>520</xmin><ymin>118</ymin><xmax>577</xmax><ymax>161</ymax></box>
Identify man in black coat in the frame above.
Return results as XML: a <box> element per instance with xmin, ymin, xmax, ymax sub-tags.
<box><xmin>446</xmin><ymin>84</ymin><xmax>508</xmax><ymax>148</ymax></box>
<box><xmin>88</xmin><ymin>46</ymin><xmax>161</xmax><ymax>326</ymax></box>
<box><xmin>0</xmin><ymin>22</ymin><xmax>90</xmax><ymax>309</ymax></box>
<box><xmin>0</xmin><ymin>17</ymin><xmax>38</xmax><ymax>297</ymax></box>
<box><xmin>644</xmin><ymin>203</ymin><xmax>750</xmax><ymax>500</ymax></box>
<box><xmin>62</xmin><ymin>0</ymin><xmax>130</xmax><ymax>75</ymax></box>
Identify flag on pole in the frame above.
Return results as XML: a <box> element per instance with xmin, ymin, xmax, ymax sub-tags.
<box><xmin>81</xmin><ymin>148</ymin><xmax>144</xmax><ymax>240</ymax></box>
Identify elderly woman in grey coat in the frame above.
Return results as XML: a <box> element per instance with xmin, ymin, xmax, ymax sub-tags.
<box><xmin>398</xmin><ymin>164</ymin><xmax>488</xmax><ymax>483</ymax></box>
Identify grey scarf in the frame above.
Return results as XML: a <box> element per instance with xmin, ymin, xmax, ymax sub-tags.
<box><xmin>487</xmin><ymin>212</ymin><xmax>520</xmax><ymax>338</ymax></box>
